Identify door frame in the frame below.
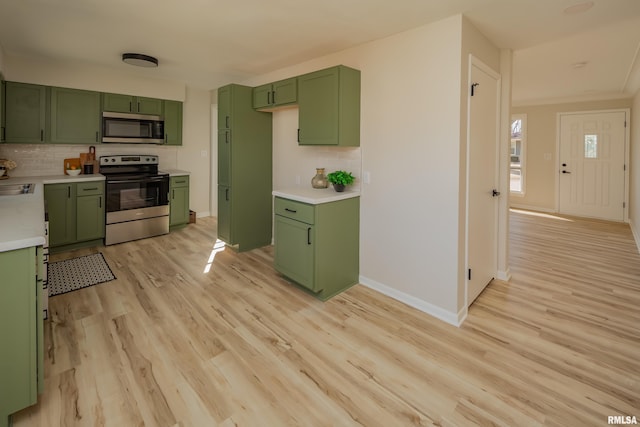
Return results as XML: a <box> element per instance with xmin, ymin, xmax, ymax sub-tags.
<box><xmin>555</xmin><ymin>109</ymin><xmax>630</xmax><ymax>222</ymax></box>
<box><xmin>465</xmin><ymin>55</ymin><xmax>502</xmax><ymax>309</ymax></box>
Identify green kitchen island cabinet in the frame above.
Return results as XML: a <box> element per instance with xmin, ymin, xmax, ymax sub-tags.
<box><xmin>252</xmin><ymin>77</ymin><xmax>297</xmax><ymax>110</ymax></box>
<box><xmin>102</xmin><ymin>93</ymin><xmax>164</xmax><ymax>115</ymax></box>
<box><xmin>0</xmin><ymin>246</ymin><xmax>44</xmax><ymax>427</ymax></box>
<box><xmin>297</xmin><ymin>65</ymin><xmax>360</xmax><ymax>147</ymax></box>
<box><xmin>3</xmin><ymin>82</ymin><xmax>47</xmax><ymax>144</ymax></box>
<box><xmin>45</xmin><ymin>180</ymin><xmax>105</xmax><ymax>253</ymax></box>
<box><xmin>170</xmin><ymin>175</ymin><xmax>190</xmax><ymax>228</ymax></box>
<box><xmin>273</xmin><ymin>192</ymin><xmax>360</xmax><ymax>300</ymax></box>
<box><xmin>217</xmin><ymin>84</ymin><xmax>272</xmax><ymax>251</ymax></box>
<box><xmin>49</xmin><ymin>87</ymin><xmax>101</xmax><ymax>144</ymax></box>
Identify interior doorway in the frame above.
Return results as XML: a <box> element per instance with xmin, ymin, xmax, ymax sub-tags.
<box><xmin>466</xmin><ymin>57</ymin><xmax>501</xmax><ymax>307</ymax></box>
<box><xmin>558</xmin><ymin>110</ymin><xmax>628</xmax><ymax>222</ymax></box>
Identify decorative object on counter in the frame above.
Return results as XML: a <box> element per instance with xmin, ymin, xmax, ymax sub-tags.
<box><xmin>311</xmin><ymin>168</ymin><xmax>329</xmax><ymax>189</ymax></box>
<box><xmin>80</xmin><ymin>146</ymin><xmax>97</xmax><ymax>174</ymax></box>
<box><xmin>48</xmin><ymin>253</ymin><xmax>116</xmax><ymax>296</ymax></box>
<box><xmin>64</xmin><ymin>158</ymin><xmax>82</xmax><ymax>175</ymax></box>
<box><xmin>327</xmin><ymin>170</ymin><xmax>355</xmax><ymax>192</ymax></box>
<box><xmin>0</xmin><ymin>159</ymin><xmax>17</xmax><ymax>180</ymax></box>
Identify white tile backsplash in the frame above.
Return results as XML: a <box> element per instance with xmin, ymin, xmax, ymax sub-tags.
<box><xmin>0</xmin><ymin>144</ymin><xmax>178</xmax><ymax>176</ymax></box>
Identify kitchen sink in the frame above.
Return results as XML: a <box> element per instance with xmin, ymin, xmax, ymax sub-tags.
<box><xmin>0</xmin><ymin>183</ymin><xmax>35</xmax><ymax>196</ymax></box>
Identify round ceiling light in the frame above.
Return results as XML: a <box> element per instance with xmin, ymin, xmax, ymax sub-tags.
<box><xmin>563</xmin><ymin>1</ymin><xmax>594</xmax><ymax>15</ymax></box>
<box><xmin>122</xmin><ymin>53</ymin><xmax>158</xmax><ymax>68</ymax></box>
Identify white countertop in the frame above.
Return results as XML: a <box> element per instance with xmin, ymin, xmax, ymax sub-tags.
<box><xmin>0</xmin><ymin>174</ymin><xmax>105</xmax><ymax>252</ymax></box>
<box><xmin>273</xmin><ymin>187</ymin><xmax>360</xmax><ymax>204</ymax></box>
<box><xmin>161</xmin><ymin>169</ymin><xmax>191</xmax><ymax>176</ymax></box>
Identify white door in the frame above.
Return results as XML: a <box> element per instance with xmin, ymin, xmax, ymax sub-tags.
<box><xmin>466</xmin><ymin>60</ymin><xmax>500</xmax><ymax>306</ymax></box>
<box><xmin>559</xmin><ymin>111</ymin><xmax>626</xmax><ymax>221</ymax></box>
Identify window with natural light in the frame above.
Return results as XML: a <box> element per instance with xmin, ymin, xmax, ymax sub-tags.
<box><xmin>510</xmin><ymin>114</ymin><xmax>526</xmax><ymax>195</ymax></box>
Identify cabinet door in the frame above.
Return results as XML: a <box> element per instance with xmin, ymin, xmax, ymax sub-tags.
<box><xmin>102</xmin><ymin>93</ymin><xmax>134</xmax><ymax>113</ymax></box>
<box><xmin>170</xmin><ymin>186</ymin><xmax>190</xmax><ymax>226</ymax></box>
<box><xmin>76</xmin><ymin>194</ymin><xmax>105</xmax><ymax>241</ymax></box>
<box><xmin>44</xmin><ymin>183</ymin><xmax>76</xmax><ymax>246</ymax></box>
<box><xmin>164</xmin><ymin>100</ymin><xmax>183</xmax><ymax>145</ymax></box>
<box><xmin>217</xmin><ymin>85</ymin><xmax>231</xmax><ymax>130</ymax></box>
<box><xmin>274</xmin><ymin>215</ymin><xmax>315</xmax><ymax>290</ymax></box>
<box><xmin>273</xmin><ymin>78</ymin><xmax>297</xmax><ymax>106</ymax></box>
<box><xmin>50</xmin><ymin>87</ymin><xmax>101</xmax><ymax>144</ymax></box>
<box><xmin>4</xmin><ymin>82</ymin><xmax>47</xmax><ymax>144</ymax></box>
<box><xmin>217</xmin><ymin>129</ymin><xmax>231</xmax><ymax>186</ymax></box>
<box><xmin>217</xmin><ymin>185</ymin><xmax>231</xmax><ymax>243</ymax></box>
<box><xmin>298</xmin><ymin>68</ymin><xmax>339</xmax><ymax>146</ymax></box>
<box><xmin>136</xmin><ymin>97</ymin><xmax>163</xmax><ymax>115</ymax></box>
<box><xmin>252</xmin><ymin>83</ymin><xmax>272</xmax><ymax>109</ymax></box>
<box><xmin>0</xmin><ymin>247</ymin><xmax>38</xmax><ymax>423</ymax></box>
<box><xmin>170</xmin><ymin>176</ymin><xmax>190</xmax><ymax>226</ymax></box>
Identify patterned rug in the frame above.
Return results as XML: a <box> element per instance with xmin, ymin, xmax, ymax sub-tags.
<box><xmin>48</xmin><ymin>253</ymin><xmax>116</xmax><ymax>297</ymax></box>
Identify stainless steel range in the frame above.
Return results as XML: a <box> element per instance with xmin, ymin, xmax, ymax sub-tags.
<box><xmin>99</xmin><ymin>155</ymin><xmax>169</xmax><ymax>245</ymax></box>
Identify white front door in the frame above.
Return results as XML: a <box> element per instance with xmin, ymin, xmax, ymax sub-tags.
<box><xmin>467</xmin><ymin>59</ymin><xmax>500</xmax><ymax>306</ymax></box>
<box><xmin>559</xmin><ymin>111</ymin><xmax>627</xmax><ymax>221</ymax></box>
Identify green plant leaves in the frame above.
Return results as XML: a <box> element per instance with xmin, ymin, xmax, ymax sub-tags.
<box><xmin>326</xmin><ymin>170</ymin><xmax>355</xmax><ymax>186</ymax></box>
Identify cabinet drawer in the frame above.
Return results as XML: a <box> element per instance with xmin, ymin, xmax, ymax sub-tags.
<box><xmin>170</xmin><ymin>175</ymin><xmax>189</xmax><ymax>188</ymax></box>
<box><xmin>76</xmin><ymin>181</ymin><xmax>104</xmax><ymax>196</ymax></box>
<box><xmin>275</xmin><ymin>197</ymin><xmax>314</xmax><ymax>224</ymax></box>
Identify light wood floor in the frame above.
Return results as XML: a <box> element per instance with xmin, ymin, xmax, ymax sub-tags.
<box><xmin>13</xmin><ymin>210</ymin><xmax>640</xmax><ymax>426</ymax></box>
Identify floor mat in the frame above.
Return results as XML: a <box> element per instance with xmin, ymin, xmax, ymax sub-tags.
<box><xmin>48</xmin><ymin>253</ymin><xmax>116</xmax><ymax>297</ymax></box>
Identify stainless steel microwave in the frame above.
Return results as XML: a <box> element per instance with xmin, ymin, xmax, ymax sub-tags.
<box><xmin>102</xmin><ymin>112</ymin><xmax>165</xmax><ymax>144</ymax></box>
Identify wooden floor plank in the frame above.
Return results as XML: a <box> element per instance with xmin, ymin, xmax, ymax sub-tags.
<box><xmin>12</xmin><ymin>210</ymin><xmax>640</xmax><ymax>426</ymax></box>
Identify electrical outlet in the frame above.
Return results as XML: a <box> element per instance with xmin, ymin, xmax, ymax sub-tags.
<box><xmin>295</xmin><ymin>175</ymin><xmax>301</xmax><ymax>185</ymax></box>
<box><xmin>201</xmin><ymin>150</ymin><xmax>208</xmax><ymax>157</ymax></box>
<box><xmin>363</xmin><ymin>171</ymin><xmax>371</xmax><ymax>184</ymax></box>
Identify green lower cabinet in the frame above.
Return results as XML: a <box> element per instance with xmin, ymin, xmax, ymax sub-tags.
<box><xmin>45</xmin><ymin>181</ymin><xmax>105</xmax><ymax>251</ymax></box>
<box><xmin>170</xmin><ymin>175</ymin><xmax>190</xmax><ymax>227</ymax></box>
<box><xmin>274</xmin><ymin>196</ymin><xmax>360</xmax><ymax>300</ymax></box>
<box><xmin>44</xmin><ymin>183</ymin><xmax>76</xmax><ymax>247</ymax></box>
<box><xmin>0</xmin><ymin>246</ymin><xmax>43</xmax><ymax>427</ymax></box>
<box><xmin>217</xmin><ymin>185</ymin><xmax>231</xmax><ymax>243</ymax></box>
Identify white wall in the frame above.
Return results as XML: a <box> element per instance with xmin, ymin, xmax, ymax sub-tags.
<box><xmin>0</xmin><ymin>53</ymin><xmax>211</xmax><ymax>216</ymax></box>
<box><xmin>630</xmin><ymin>90</ymin><xmax>640</xmax><ymax>251</ymax></box>
<box><xmin>240</xmin><ymin>15</ymin><xmax>500</xmax><ymax>323</ymax></box>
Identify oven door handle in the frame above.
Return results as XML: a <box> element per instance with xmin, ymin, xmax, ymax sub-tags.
<box><xmin>107</xmin><ymin>176</ymin><xmax>167</xmax><ymax>185</ymax></box>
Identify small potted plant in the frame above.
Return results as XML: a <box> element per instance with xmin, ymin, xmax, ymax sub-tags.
<box><xmin>326</xmin><ymin>170</ymin><xmax>355</xmax><ymax>192</ymax></box>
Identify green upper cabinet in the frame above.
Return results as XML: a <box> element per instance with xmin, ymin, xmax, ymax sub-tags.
<box><xmin>297</xmin><ymin>65</ymin><xmax>360</xmax><ymax>147</ymax></box>
<box><xmin>217</xmin><ymin>85</ymin><xmax>231</xmax><ymax>130</ymax></box>
<box><xmin>102</xmin><ymin>93</ymin><xmax>163</xmax><ymax>115</ymax></box>
<box><xmin>252</xmin><ymin>77</ymin><xmax>297</xmax><ymax>110</ymax></box>
<box><xmin>50</xmin><ymin>87</ymin><xmax>101</xmax><ymax>144</ymax></box>
<box><xmin>4</xmin><ymin>82</ymin><xmax>47</xmax><ymax>144</ymax></box>
<box><xmin>164</xmin><ymin>100</ymin><xmax>183</xmax><ymax>145</ymax></box>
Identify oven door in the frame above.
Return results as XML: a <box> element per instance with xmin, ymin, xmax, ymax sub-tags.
<box><xmin>105</xmin><ymin>174</ymin><xmax>169</xmax><ymax>215</ymax></box>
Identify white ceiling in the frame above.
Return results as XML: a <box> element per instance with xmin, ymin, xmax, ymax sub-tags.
<box><xmin>0</xmin><ymin>0</ymin><xmax>639</xmax><ymax>105</ymax></box>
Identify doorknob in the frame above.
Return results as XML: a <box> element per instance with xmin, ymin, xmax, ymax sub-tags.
<box><xmin>562</xmin><ymin>170</ymin><xmax>571</xmax><ymax>174</ymax></box>
<box><xmin>492</xmin><ymin>189</ymin><xmax>500</xmax><ymax>197</ymax></box>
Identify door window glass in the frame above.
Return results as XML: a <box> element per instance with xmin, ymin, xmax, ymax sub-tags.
<box><xmin>584</xmin><ymin>134</ymin><xmax>598</xmax><ymax>158</ymax></box>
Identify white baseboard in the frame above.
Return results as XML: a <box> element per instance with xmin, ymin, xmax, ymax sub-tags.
<box><xmin>359</xmin><ymin>276</ymin><xmax>466</xmax><ymax>327</ymax></box>
<box><xmin>497</xmin><ymin>268</ymin><xmax>511</xmax><ymax>281</ymax></box>
<box><xmin>630</xmin><ymin>220</ymin><xmax>640</xmax><ymax>254</ymax></box>
<box><xmin>196</xmin><ymin>211</ymin><xmax>211</xmax><ymax>218</ymax></box>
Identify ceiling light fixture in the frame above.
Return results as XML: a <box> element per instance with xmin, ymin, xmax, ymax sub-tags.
<box><xmin>122</xmin><ymin>53</ymin><xmax>158</xmax><ymax>68</ymax></box>
<box><xmin>563</xmin><ymin>1</ymin><xmax>594</xmax><ymax>15</ymax></box>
